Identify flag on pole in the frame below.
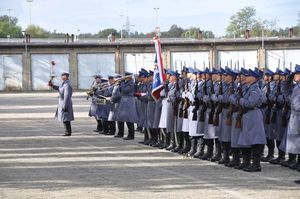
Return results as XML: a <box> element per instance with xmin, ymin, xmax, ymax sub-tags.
<box><xmin>152</xmin><ymin>36</ymin><xmax>166</xmax><ymax>102</ymax></box>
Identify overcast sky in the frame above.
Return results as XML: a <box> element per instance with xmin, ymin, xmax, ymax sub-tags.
<box><xmin>0</xmin><ymin>0</ymin><xmax>299</xmax><ymax>36</ymax></box>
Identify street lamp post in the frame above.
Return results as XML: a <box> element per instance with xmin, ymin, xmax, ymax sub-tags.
<box><xmin>120</xmin><ymin>15</ymin><xmax>124</xmax><ymax>39</ymax></box>
<box><xmin>27</xmin><ymin>0</ymin><xmax>33</xmax><ymax>25</ymax></box>
<box><xmin>153</xmin><ymin>7</ymin><xmax>160</xmax><ymax>28</ymax></box>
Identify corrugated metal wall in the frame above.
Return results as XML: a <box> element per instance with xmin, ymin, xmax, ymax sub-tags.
<box><xmin>171</xmin><ymin>52</ymin><xmax>209</xmax><ymax>71</ymax></box>
<box><xmin>266</xmin><ymin>50</ymin><xmax>300</xmax><ymax>72</ymax></box>
<box><xmin>0</xmin><ymin>55</ymin><xmax>22</xmax><ymax>91</ymax></box>
<box><xmin>77</xmin><ymin>53</ymin><xmax>115</xmax><ymax>89</ymax></box>
<box><xmin>218</xmin><ymin>51</ymin><xmax>257</xmax><ymax>70</ymax></box>
<box><xmin>124</xmin><ymin>53</ymin><xmax>156</xmax><ymax>74</ymax></box>
<box><xmin>31</xmin><ymin>54</ymin><xmax>69</xmax><ymax>90</ymax></box>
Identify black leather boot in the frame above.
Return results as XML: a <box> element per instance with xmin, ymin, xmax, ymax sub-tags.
<box><xmin>201</xmin><ymin>139</ymin><xmax>214</xmax><ymax>160</ymax></box>
<box><xmin>269</xmin><ymin>150</ymin><xmax>285</xmax><ymax>164</ymax></box>
<box><xmin>225</xmin><ymin>148</ymin><xmax>240</xmax><ymax>167</ymax></box>
<box><xmin>289</xmin><ymin>155</ymin><xmax>300</xmax><ymax>170</ymax></box>
<box><xmin>179</xmin><ymin>133</ymin><xmax>191</xmax><ymax>154</ymax></box>
<box><xmin>243</xmin><ymin>144</ymin><xmax>264</xmax><ymax>172</ymax></box>
<box><xmin>171</xmin><ymin>132</ymin><xmax>184</xmax><ymax>153</ymax></box>
<box><xmin>162</xmin><ymin>131</ymin><xmax>170</xmax><ymax>149</ymax></box>
<box><xmin>158</xmin><ymin>129</ymin><xmax>165</xmax><ymax>149</ymax></box>
<box><xmin>193</xmin><ymin>137</ymin><xmax>205</xmax><ymax>158</ymax></box>
<box><xmin>187</xmin><ymin>137</ymin><xmax>198</xmax><ymax>157</ymax></box>
<box><xmin>281</xmin><ymin>153</ymin><xmax>296</xmax><ymax>167</ymax></box>
<box><xmin>63</xmin><ymin>121</ymin><xmax>72</xmax><ymax>136</ymax></box>
<box><xmin>218</xmin><ymin>142</ymin><xmax>230</xmax><ymax>164</ymax></box>
<box><xmin>115</xmin><ymin>121</ymin><xmax>124</xmax><ymax>138</ymax></box>
<box><xmin>138</xmin><ymin>129</ymin><xmax>149</xmax><ymax>144</ymax></box>
<box><xmin>261</xmin><ymin>138</ymin><xmax>275</xmax><ymax>162</ymax></box>
<box><xmin>123</xmin><ymin>122</ymin><xmax>134</xmax><ymax>140</ymax></box>
<box><xmin>211</xmin><ymin>138</ymin><xmax>222</xmax><ymax>162</ymax></box>
<box><xmin>152</xmin><ymin>129</ymin><xmax>160</xmax><ymax>147</ymax></box>
<box><xmin>166</xmin><ymin>132</ymin><xmax>176</xmax><ymax>151</ymax></box>
<box><xmin>235</xmin><ymin>148</ymin><xmax>251</xmax><ymax>170</ymax></box>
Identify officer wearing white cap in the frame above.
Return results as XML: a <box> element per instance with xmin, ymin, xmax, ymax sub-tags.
<box><xmin>48</xmin><ymin>71</ymin><xmax>74</xmax><ymax>136</ymax></box>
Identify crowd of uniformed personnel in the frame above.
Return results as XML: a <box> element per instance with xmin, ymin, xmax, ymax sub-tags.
<box><xmin>49</xmin><ymin>64</ymin><xmax>300</xmax><ymax>183</ymax></box>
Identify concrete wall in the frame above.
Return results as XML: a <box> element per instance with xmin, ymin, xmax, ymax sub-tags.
<box><xmin>0</xmin><ymin>38</ymin><xmax>300</xmax><ymax>91</ymax></box>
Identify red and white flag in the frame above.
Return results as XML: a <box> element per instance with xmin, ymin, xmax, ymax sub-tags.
<box><xmin>152</xmin><ymin>36</ymin><xmax>166</xmax><ymax>102</ymax></box>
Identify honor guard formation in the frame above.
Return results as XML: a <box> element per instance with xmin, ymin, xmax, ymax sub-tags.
<box><xmin>48</xmin><ymin>64</ymin><xmax>300</xmax><ymax>183</ymax></box>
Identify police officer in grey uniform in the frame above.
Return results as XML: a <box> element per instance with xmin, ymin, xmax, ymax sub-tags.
<box><xmin>238</xmin><ymin>69</ymin><xmax>266</xmax><ymax>172</ymax></box>
<box><xmin>261</xmin><ymin>69</ymin><xmax>276</xmax><ymax>162</ymax></box>
<box><xmin>103</xmin><ymin>76</ymin><xmax>116</xmax><ymax>135</ymax></box>
<box><xmin>48</xmin><ymin>72</ymin><xmax>74</xmax><ymax>136</ymax></box>
<box><xmin>279</xmin><ymin>64</ymin><xmax>300</xmax><ymax>184</ymax></box>
<box><xmin>117</xmin><ymin>72</ymin><xmax>139</xmax><ymax>140</ymax></box>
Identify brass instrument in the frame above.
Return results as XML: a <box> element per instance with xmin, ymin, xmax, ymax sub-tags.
<box><xmin>86</xmin><ymin>75</ymin><xmax>133</xmax><ymax>100</ymax></box>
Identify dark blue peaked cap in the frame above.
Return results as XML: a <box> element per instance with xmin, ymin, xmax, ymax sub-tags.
<box><xmin>284</xmin><ymin>68</ymin><xmax>291</xmax><ymax>75</ymax></box>
<box><xmin>275</xmin><ymin>68</ymin><xmax>284</xmax><ymax>75</ymax></box>
<box><xmin>248</xmin><ymin>69</ymin><xmax>260</xmax><ymax>79</ymax></box>
<box><xmin>264</xmin><ymin>68</ymin><xmax>274</xmax><ymax>76</ymax></box>
<box><xmin>240</xmin><ymin>68</ymin><xmax>249</xmax><ymax>76</ymax></box>
<box><xmin>294</xmin><ymin>64</ymin><xmax>300</xmax><ymax>73</ymax></box>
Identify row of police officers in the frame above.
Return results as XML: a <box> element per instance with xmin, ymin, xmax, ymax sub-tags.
<box><xmin>86</xmin><ymin>64</ymin><xmax>300</xmax><ymax>182</ymax></box>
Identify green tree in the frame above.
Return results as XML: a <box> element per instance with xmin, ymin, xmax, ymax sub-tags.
<box><xmin>161</xmin><ymin>24</ymin><xmax>184</xmax><ymax>37</ymax></box>
<box><xmin>0</xmin><ymin>15</ymin><xmax>23</xmax><ymax>38</ymax></box>
<box><xmin>97</xmin><ymin>28</ymin><xmax>120</xmax><ymax>38</ymax></box>
<box><xmin>26</xmin><ymin>24</ymin><xmax>49</xmax><ymax>38</ymax></box>
<box><xmin>182</xmin><ymin>27</ymin><xmax>215</xmax><ymax>39</ymax></box>
<box><xmin>182</xmin><ymin>27</ymin><xmax>200</xmax><ymax>38</ymax></box>
<box><xmin>226</xmin><ymin>6</ymin><xmax>278</xmax><ymax>38</ymax></box>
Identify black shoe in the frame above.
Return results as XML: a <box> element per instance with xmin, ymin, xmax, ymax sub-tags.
<box><xmin>201</xmin><ymin>153</ymin><xmax>213</xmax><ymax>160</ymax></box>
<box><xmin>211</xmin><ymin>155</ymin><xmax>221</xmax><ymax>162</ymax></box>
<box><xmin>294</xmin><ymin>180</ymin><xmax>300</xmax><ymax>184</ymax></box>
<box><xmin>269</xmin><ymin>157</ymin><xmax>285</xmax><ymax>165</ymax></box>
<box><xmin>218</xmin><ymin>158</ymin><xmax>230</xmax><ymax>164</ymax></box>
<box><xmin>225</xmin><ymin>160</ymin><xmax>240</xmax><ymax>168</ymax></box>
<box><xmin>281</xmin><ymin>159</ymin><xmax>296</xmax><ymax>167</ymax></box>
<box><xmin>123</xmin><ymin>137</ymin><xmax>134</xmax><ymax>140</ymax></box>
<box><xmin>171</xmin><ymin>146</ymin><xmax>182</xmax><ymax>153</ymax></box>
<box><xmin>62</xmin><ymin>134</ymin><xmax>71</xmax><ymax>136</ymax></box>
<box><xmin>152</xmin><ymin>142</ymin><xmax>160</xmax><ymax>148</ymax></box>
<box><xmin>114</xmin><ymin>135</ymin><xmax>123</xmax><ymax>138</ymax></box>
<box><xmin>93</xmin><ymin>129</ymin><xmax>100</xmax><ymax>133</ymax></box>
<box><xmin>261</xmin><ymin>155</ymin><xmax>274</xmax><ymax>162</ymax></box>
<box><xmin>288</xmin><ymin>161</ymin><xmax>299</xmax><ymax>170</ymax></box>
<box><xmin>235</xmin><ymin>162</ymin><xmax>249</xmax><ymax>170</ymax></box>
<box><xmin>243</xmin><ymin>164</ymin><xmax>262</xmax><ymax>172</ymax></box>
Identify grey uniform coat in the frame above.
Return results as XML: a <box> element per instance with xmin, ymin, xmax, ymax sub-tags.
<box><xmin>136</xmin><ymin>83</ymin><xmax>147</xmax><ymax>127</ymax></box>
<box><xmin>53</xmin><ymin>80</ymin><xmax>74</xmax><ymax>122</ymax></box>
<box><xmin>270</xmin><ymin>81</ymin><xmax>286</xmax><ymax>141</ymax></box>
<box><xmin>238</xmin><ymin>82</ymin><xmax>266</xmax><ymax>146</ymax></box>
<box><xmin>145</xmin><ymin>81</ymin><xmax>156</xmax><ymax>128</ymax></box>
<box><xmin>261</xmin><ymin>81</ymin><xmax>276</xmax><ymax>139</ymax></box>
<box><xmin>229</xmin><ymin>83</ymin><xmax>251</xmax><ymax>148</ymax></box>
<box><xmin>219</xmin><ymin>82</ymin><xmax>232</xmax><ymax>142</ymax></box>
<box><xmin>88</xmin><ymin>83</ymin><xmax>110</xmax><ymax>120</ymax></box>
<box><xmin>109</xmin><ymin>85</ymin><xmax>121</xmax><ymax>121</ymax></box>
<box><xmin>166</xmin><ymin>83</ymin><xmax>177</xmax><ymax>133</ymax></box>
<box><xmin>280</xmin><ymin>83</ymin><xmax>300</xmax><ymax>154</ymax></box>
<box><xmin>203</xmin><ymin>79</ymin><xmax>218</xmax><ymax>139</ymax></box>
<box><xmin>197</xmin><ymin>80</ymin><xmax>205</xmax><ymax>135</ymax></box>
<box><xmin>117</xmin><ymin>79</ymin><xmax>139</xmax><ymax>123</ymax></box>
